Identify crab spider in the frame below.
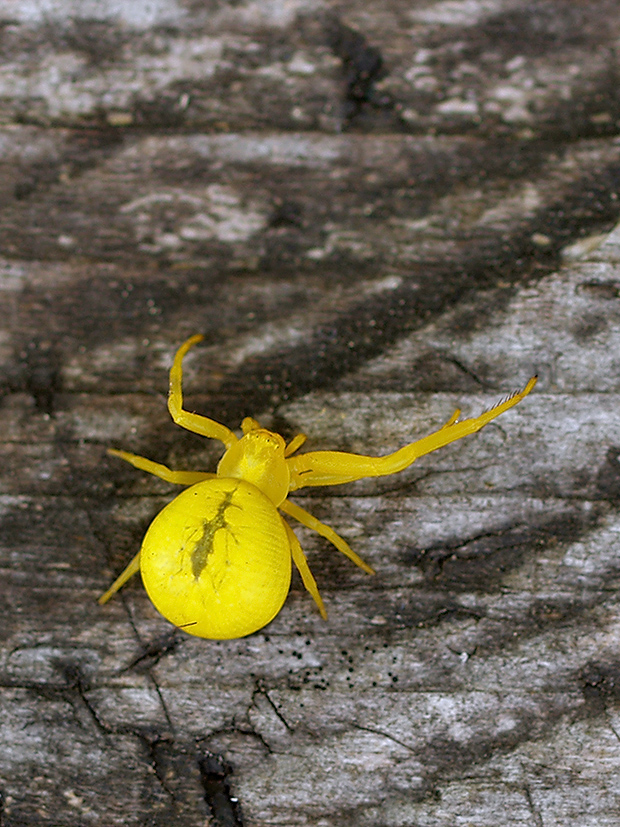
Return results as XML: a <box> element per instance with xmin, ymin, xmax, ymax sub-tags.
<box><xmin>100</xmin><ymin>334</ymin><xmax>536</xmax><ymax>639</ymax></box>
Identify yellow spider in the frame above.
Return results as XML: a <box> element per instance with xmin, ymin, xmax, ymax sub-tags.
<box><xmin>100</xmin><ymin>335</ymin><xmax>536</xmax><ymax>639</ymax></box>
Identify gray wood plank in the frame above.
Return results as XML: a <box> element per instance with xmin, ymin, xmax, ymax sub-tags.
<box><xmin>1</xmin><ymin>1</ymin><xmax>620</xmax><ymax>825</ymax></box>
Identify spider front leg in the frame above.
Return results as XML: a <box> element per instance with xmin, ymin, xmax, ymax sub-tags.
<box><xmin>168</xmin><ymin>334</ymin><xmax>237</xmax><ymax>449</ymax></box>
<box><xmin>287</xmin><ymin>376</ymin><xmax>537</xmax><ymax>489</ymax></box>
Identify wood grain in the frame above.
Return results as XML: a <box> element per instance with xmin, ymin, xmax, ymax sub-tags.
<box><xmin>1</xmin><ymin>1</ymin><xmax>620</xmax><ymax>825</ymax></box>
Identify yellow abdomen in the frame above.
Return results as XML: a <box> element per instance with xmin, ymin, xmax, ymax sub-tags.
<box><xmin>139</xmin><ymin>478</ymin><xmax>292</xmax><ymax>639</ymax></box>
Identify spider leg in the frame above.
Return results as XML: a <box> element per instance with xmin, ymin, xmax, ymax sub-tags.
<box><xmin>287</xmin><ymin>377</ymin><xmax>537</xmax><ymax>489</ymax></box>
<box><xmin>280</xmin><ymin>500</ymin><xmax>374</xmax><ymax>575</ymax></box>
<box><xmin>108</xmin><ymin>449</ymin><xmax>215</xmax><ymax>485</ymax></box>
<box><xmin>168</xmin><ymin>335</ymin><xmax>237</xmax><ymax>449</ymax></box>
<box><xmin>98</xmin><ymin>552</ymin><xmax>141</xmax><ymax>604</ymax></box>
<box><xmin>282</xmin><ymin>519</ymin><xmax>327</xmax><ymax>619</ymax></box>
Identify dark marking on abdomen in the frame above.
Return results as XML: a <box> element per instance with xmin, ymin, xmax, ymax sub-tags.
<box><xmin>191</xmin><ymin>488</ymin><xmax>238</xmax><ymax>579</ymax></box>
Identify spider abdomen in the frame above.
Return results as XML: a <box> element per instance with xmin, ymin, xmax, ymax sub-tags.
<box><xmin>140</xmin><ymin>478</ymin><xmax>292</xmax><ymax>639</ymax></box>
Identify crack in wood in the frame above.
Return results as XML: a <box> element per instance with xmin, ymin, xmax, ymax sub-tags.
<box><xmin>197</xmin><ymin>752</ymin><xmax>244</xmax><ymax>827</ymax></box>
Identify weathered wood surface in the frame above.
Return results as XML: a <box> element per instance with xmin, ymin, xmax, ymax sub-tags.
<box><xmin>2</xmin><ymin>1</ymin><xmax>620</xmax><ymax>825</ymax></box>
